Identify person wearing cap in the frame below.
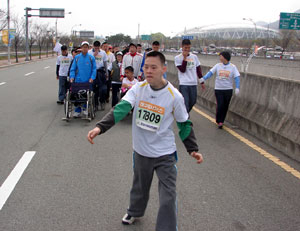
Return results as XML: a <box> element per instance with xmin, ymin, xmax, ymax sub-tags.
<box><xmin>110</xmin><ymin>51</ymin><xmax>124</xmax><ymax>107</ymax></box>
<box><xmin>69</xmin><ymin>41</ymin><xmax>97</xmax><ymax>117</ymax></box>
<box><xmin>175</xmin><ymin>39</ymin><xmax>203</xmax><ymax>113</ymax></box>
<box><xmin>121</xmin><ymin>43</ymin><xmax>143</xmax><ymax>80</ymax></box>
<box><xmin>88</xmin><ymin>41</ymin><xmax>109</xmax><ymax>111</ymax></box>
<box><xmin>199</xmin><ymin>51</ymin><xmax>240</xmax><ymax>129</ymax></box>
<box><xmin>56</xmin><ymin>45</ymin><xmax>73</xmax><ymax>104</ymax></box>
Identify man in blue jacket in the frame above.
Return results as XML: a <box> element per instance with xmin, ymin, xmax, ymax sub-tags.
<box><xmin>70</xmin><ymin>41</ymin><xmax>97</xmax><ymax>117</ymax></box>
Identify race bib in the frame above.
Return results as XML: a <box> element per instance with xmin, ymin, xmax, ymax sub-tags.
<box><xmin>218</xmin><ymin>70</ymin><xmax>230</xmax><ymax>79</ymax></box>
<box><xmin>136</xmin><ymin>101</ymin><xmax>165</xmax><ymax>132</ymax></box>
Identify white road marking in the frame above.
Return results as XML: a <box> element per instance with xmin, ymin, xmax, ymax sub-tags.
<box><xmin>0</xmin><ymin>151</ymin><xmax>36</xmax><ymax>210</ymax></box>
<box><xmin>44</xmin><ymin>66</ymin><xmax>50</xmax><ymax>69</ymax></box>
<box><xmin>24</xmin><ymin>72</ymin><xmax>35</xmax><ymax>76</ymax></box>
<box><xmin>0</xmin><ymin>82</ymin><xmax>6</xmax><ymax>86</ymax></box>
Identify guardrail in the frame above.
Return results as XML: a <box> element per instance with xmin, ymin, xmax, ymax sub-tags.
<box><xmin>166</xmin><ymin>58</ymin><xmax>300</xmax><ymax>162</ymax></box>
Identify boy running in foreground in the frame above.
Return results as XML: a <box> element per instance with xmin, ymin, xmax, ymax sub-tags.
<box><xmin>87</xmin><ymin>51</ymin><xmax>203</xmax><ymax>231</ymax></box>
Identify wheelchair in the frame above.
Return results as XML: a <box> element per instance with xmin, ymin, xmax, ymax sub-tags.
<box><xmin>63</xmin><ymin>82</ymin><xmax>95</xmax><ymax>122</ymax></box>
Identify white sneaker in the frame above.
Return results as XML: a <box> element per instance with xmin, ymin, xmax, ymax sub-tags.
<box><xmin>122</xmin><ymin>213</ymin><xmax>135</xmax><ymax>225</ymax></box>
<box><xmin>73</xmin><ymin>112</ymin><xmax>81</xmax><ymax>118</ymax></box>
<box><xmin>82</xmin><ymin>110</ymin><xmax>88</xmax><ymax>116</ymax></box>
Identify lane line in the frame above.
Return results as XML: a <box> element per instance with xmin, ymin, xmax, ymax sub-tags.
<box><xmin>0</xmin><ymin>151</ymin><xmax>36</xmax><ymax>210</ymax></box>
<box><xmin>24</xmin><ymin>72</ymin><xmax>35</xmax><ymax>76</ymax></box>
<box><xmin>193</xmin><ymin>106</ymin><xmax>300</xmax><ymax>180</ymax></box>
<box><xmin>44</xmin><ymin>66</ymin><xmax>50</xmax><ymax>69</ymax></box>
<box><xmin>0</xmin><ymin>82</ymin><xmax>6</xmax><ymax>86</ymax></box>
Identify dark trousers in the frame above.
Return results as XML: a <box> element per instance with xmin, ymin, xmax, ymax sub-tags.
<box><xmin>128</xmin><ymin>151</ymin><xmax>177</xmax><ymax>231</ymax></box>
<box><xmin>111</xmin><ymin>83</ymin><xmax>122</xmax><ymax>107</ymax></box>
<box><xmin>215</xmin><ymin>89</ymin><xmax>233</xmax><ymax>124</ymax></box>
<box><xmin>58</xmin><ymin>76</ymin><xmax>68</xmax><ymax>101</ymax></box>
<box><xmin>179</xmin><ymin>85</ymin><xmax>197</xmax><ymax>113</ymax></box>
<box><xmin>106</xmin><ymin>70</ymin><xmax>112</xmax><ymax>102</ymax></box>
<box><xmin>93</xmin><ymin>69</ymin><xmax>107</xmax><ymax>105</ymax></box>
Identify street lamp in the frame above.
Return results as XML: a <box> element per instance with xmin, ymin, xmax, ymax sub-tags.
<box><xmin>71</xmin><ymin>24</ymin><xmax>81</xmax><ymax>36</ymax></box>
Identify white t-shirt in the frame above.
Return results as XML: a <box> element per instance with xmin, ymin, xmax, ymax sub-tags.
<box><xmin>210</xmin><ymin>63</ymin><xmax>240</xmax><ymax>90</ymax></box>
<box><xmin>123</xmin><ymin>81</ymin><xmax>189</xmax><ymax>158</ymax></box>
<box><xmin>175</xmin><ymin>53</ymin><xmax>200</xmax><ymax>85</ymax></box>
<box><xmin>106</xmin><ymin>52</ymin><xmax>116</xmax><ymax>71</ymax></box>
<box><xmin>122</xmin><ymin>77</ymin><xmax>138</xmax><ymax>87</ymax></box>
<box><xmin>88</xmin><ymin>49</ymin><xmax>108</xmax><ymax>69</ymax></box>
<box><xmin>56</xmin><ymin>54</ymin><xmax>73</xmax><ymax>76</ymax></box>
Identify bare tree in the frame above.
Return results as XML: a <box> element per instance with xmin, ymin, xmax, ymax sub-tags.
<box><xmin>32</xmin><ymin>23</ymin><xmax>49</xmax><ymax>59</ymax></box>
<box><xmin>0</xmin><ymin>8</ymin><xmax>7</xmax><ymax>31</ymax></box>
<box><xmin>11</xmin><ymin>14</ymin><xmax>25</xmax><ymax>63</ymax></box>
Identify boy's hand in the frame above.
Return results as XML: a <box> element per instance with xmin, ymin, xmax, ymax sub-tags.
<box><xmin>190</xmin><ymin>151</ymin><xmax>203</xmax><ymax>164</ymax></box>
<box><xmin>87</xmin><ymin>127</ymin><xmax>101</xmax><ymax>144</ymax></box>
<box><xmin>56</xmin><ymin>76</ymin><xmax>59</xmax><ymax>80</ymax></box>
<box><xmin>89</xmin><ymin>78</ymin><xmax>93</xmax><ymax>83</ymax></box>
<box><xmin>70</xmin><ymin>79</ymin><xmax>74</xmax><ymax>83</ymax></box>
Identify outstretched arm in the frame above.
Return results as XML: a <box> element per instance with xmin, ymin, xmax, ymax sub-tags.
<box><xmin>87</xmin><ymin>100</ymin><xmax>132</xmax><ymax>144</ymax></box>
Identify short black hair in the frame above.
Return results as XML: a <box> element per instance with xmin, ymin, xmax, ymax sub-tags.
<box><xmin>182</xmin><ymin>39</ymin><xmax>191</xmax><ymax>46</ymax></box>
<box><xmin>219</xmin><ymin>51</ymin><xmax>231</xmax><ymax>61</ymax></box>
<box><xmin>93</xmin><ymin>41</ymin><xmax>101</xmax><ymax>47</ymax></box>
<box><xmin>129</xmin><ymin>43</ymin><xmax>137</xmax><ymax>48</ymax></box>
<box><xmin>125</xmin><ymin>66</ymin><xmax>134</xmax><ymax>73</ymax></box>
<box><xmin>146</xmin><ymin>51</ymin><xmax>166</xmax><ymax>65</ymax></box>
<box><xmin>152</xmin><ymin>41</ymin><xmax>160</xmax><ymax>46</ymax></box>
<box><xmin>137</xmin><ymin>44</ymin><xmax>142</xmax><ymax>47</ymax></box>
<box><xmin>61</xmin><ymin>45</ymin><xmax>68</xmax><ymax>51</ymax></box>
<box><xmin>102</xmin><ymin>41</ymin><xmax>108</xmax><ymax>45</ymax></box>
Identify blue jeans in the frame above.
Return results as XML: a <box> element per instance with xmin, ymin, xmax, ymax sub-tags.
<box><xmin>58</xmin><ymin>76</ymin><xmax>68</xmax><ymax>101</ymax></box>
<box><xmin>179</xmin><ymin>85</ymin><xmax>197</xmax><ymax>113</ymax></box>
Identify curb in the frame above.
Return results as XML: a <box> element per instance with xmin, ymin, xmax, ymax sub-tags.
<box><xmin>0</xmin><ymin>56</ymin><xmax>55</xmax><ymax>69</ymax></box>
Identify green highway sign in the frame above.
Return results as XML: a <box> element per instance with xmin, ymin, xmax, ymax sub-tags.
<box><xmin>141</xmin><ymin>35</ymin><xmax>151</xmax><ymax>41</ymax></box>
<box><xmin>279</xmin><ymin>12</ymin><xmax>300</xmax><ymax>30</ymax></box>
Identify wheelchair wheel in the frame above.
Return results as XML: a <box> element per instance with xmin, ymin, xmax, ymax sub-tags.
<box><xmin>64</xmin><ymin>90</ymin><xmax>72</xmax><ymax>120</ymax></box>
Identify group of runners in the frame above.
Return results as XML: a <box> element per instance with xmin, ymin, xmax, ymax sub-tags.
<box><xmin>56</xmin><ymin>38</ymin><xmax>240</xmax><ymax>231</ymax></box>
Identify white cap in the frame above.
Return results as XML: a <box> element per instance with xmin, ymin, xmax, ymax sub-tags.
<box><xmin>81</xmin><ymin>41</ymin><xmax>89</xmax><ymax>47</ymax></box>
<box><xmin>116</xmin><ymin>51</ymin><xmax>123</xmax><ymax>56</ymax></box>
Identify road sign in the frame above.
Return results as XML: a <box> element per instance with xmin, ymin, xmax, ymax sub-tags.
<box><xmin>182</xmin><ymin>35</ymin><xmax>194</xmax><ymax>40</ymax></box>
<box><xmin>79</xmin><ymin>31</ymin><xmax>94</xmax><ymax>38</ymax></box>
<box><xmin>141</xmin><ymin>35</ymin><xmax>151</xmax><ymax>41</ymax></box>
<box><xmin>279</xmin><ymin>12</ymin><xmax>300</xmax><ymax>30</ymax></box>
<box><xmin>39</xmin><ymin>8</ymin><xmax>65</xmax><ymax>18</ymax></box>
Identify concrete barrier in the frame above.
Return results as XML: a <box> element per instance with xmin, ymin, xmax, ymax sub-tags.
<box><xmin>166</xmin><ymin>58</ymin><xmax>300</xmax><ymax>162</ymax></box>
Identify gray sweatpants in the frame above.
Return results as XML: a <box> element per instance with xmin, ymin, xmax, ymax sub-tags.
<box><xmin>127</xmin><ymin>151</ymin><xmax>178</xmax><ymax>231</ymax></box>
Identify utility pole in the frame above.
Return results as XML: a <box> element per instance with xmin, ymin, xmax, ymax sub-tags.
<box><xmin>7</xmin><ymin>0</ymin><xmax>11</xmax><ymax>64</ymax></box>
<box><xmin>25</xmin><ymin>7</ymin><xmax>30</xmax><ymax>61</ymax></box>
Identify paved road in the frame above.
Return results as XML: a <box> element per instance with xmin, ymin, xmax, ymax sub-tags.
<box><xmin>0</xmin><ymin>58</ymin><xmax>300</xmax><ymax>231</ymax></box>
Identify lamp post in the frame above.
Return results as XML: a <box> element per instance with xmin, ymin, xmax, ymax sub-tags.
<box><xmin>71</xmin><ymin>24</ymin><xmax>81</xmax><ymax>36</ymax></box>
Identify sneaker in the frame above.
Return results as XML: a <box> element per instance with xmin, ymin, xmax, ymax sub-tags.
<box><xmin>57</xmin><ymin>100</ymin><xmax>64</xmax><ymax>104</ymax></box>
<box><xmin>218</xmin><ymin>122</ymin><xmax>223</xmax><ymax>129</ymax></box>
<box><xmin>82</xmin><ymin>110</ymin><xmax>88</xmax><ymax>116</ymax></box>
<box><xmin>73</xmin><ymin>112</ymin><xmax>81</xmax><ymax>118</ymax></box>
<box><xmin>122</xmin><ymin>213</ymin><xmax>135</xmax><ymax>225</ymax></box>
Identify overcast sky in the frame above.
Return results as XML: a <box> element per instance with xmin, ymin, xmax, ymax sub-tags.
<box><xmin>3</xmin><ymin>0</ymin><xmax>300</xmax><ymax>38</ymax></box>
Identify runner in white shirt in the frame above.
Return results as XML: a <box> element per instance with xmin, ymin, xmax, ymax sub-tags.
<box><xmin>121</xmin><ymin>43</ymin><xmax>143</xmax><ymax>80</ymax></box>
<box><xmin>87</xmin><ymin>51</ymin><xmax>203</xmax><ymax>231</ymax></box>
<box><xmin>175</xmin><ymin>39</ymin><xmax>203</xmax><ymax>113</ymax></box>
<box><xmin>200</xmin><ymin>51</ymin><xmax>240</xmax><ymax>129</ymax></box>
<box><xmin>56</xmin><ymin>45</ymin><xmax>73</xmax><ymax>104</ymax></box>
